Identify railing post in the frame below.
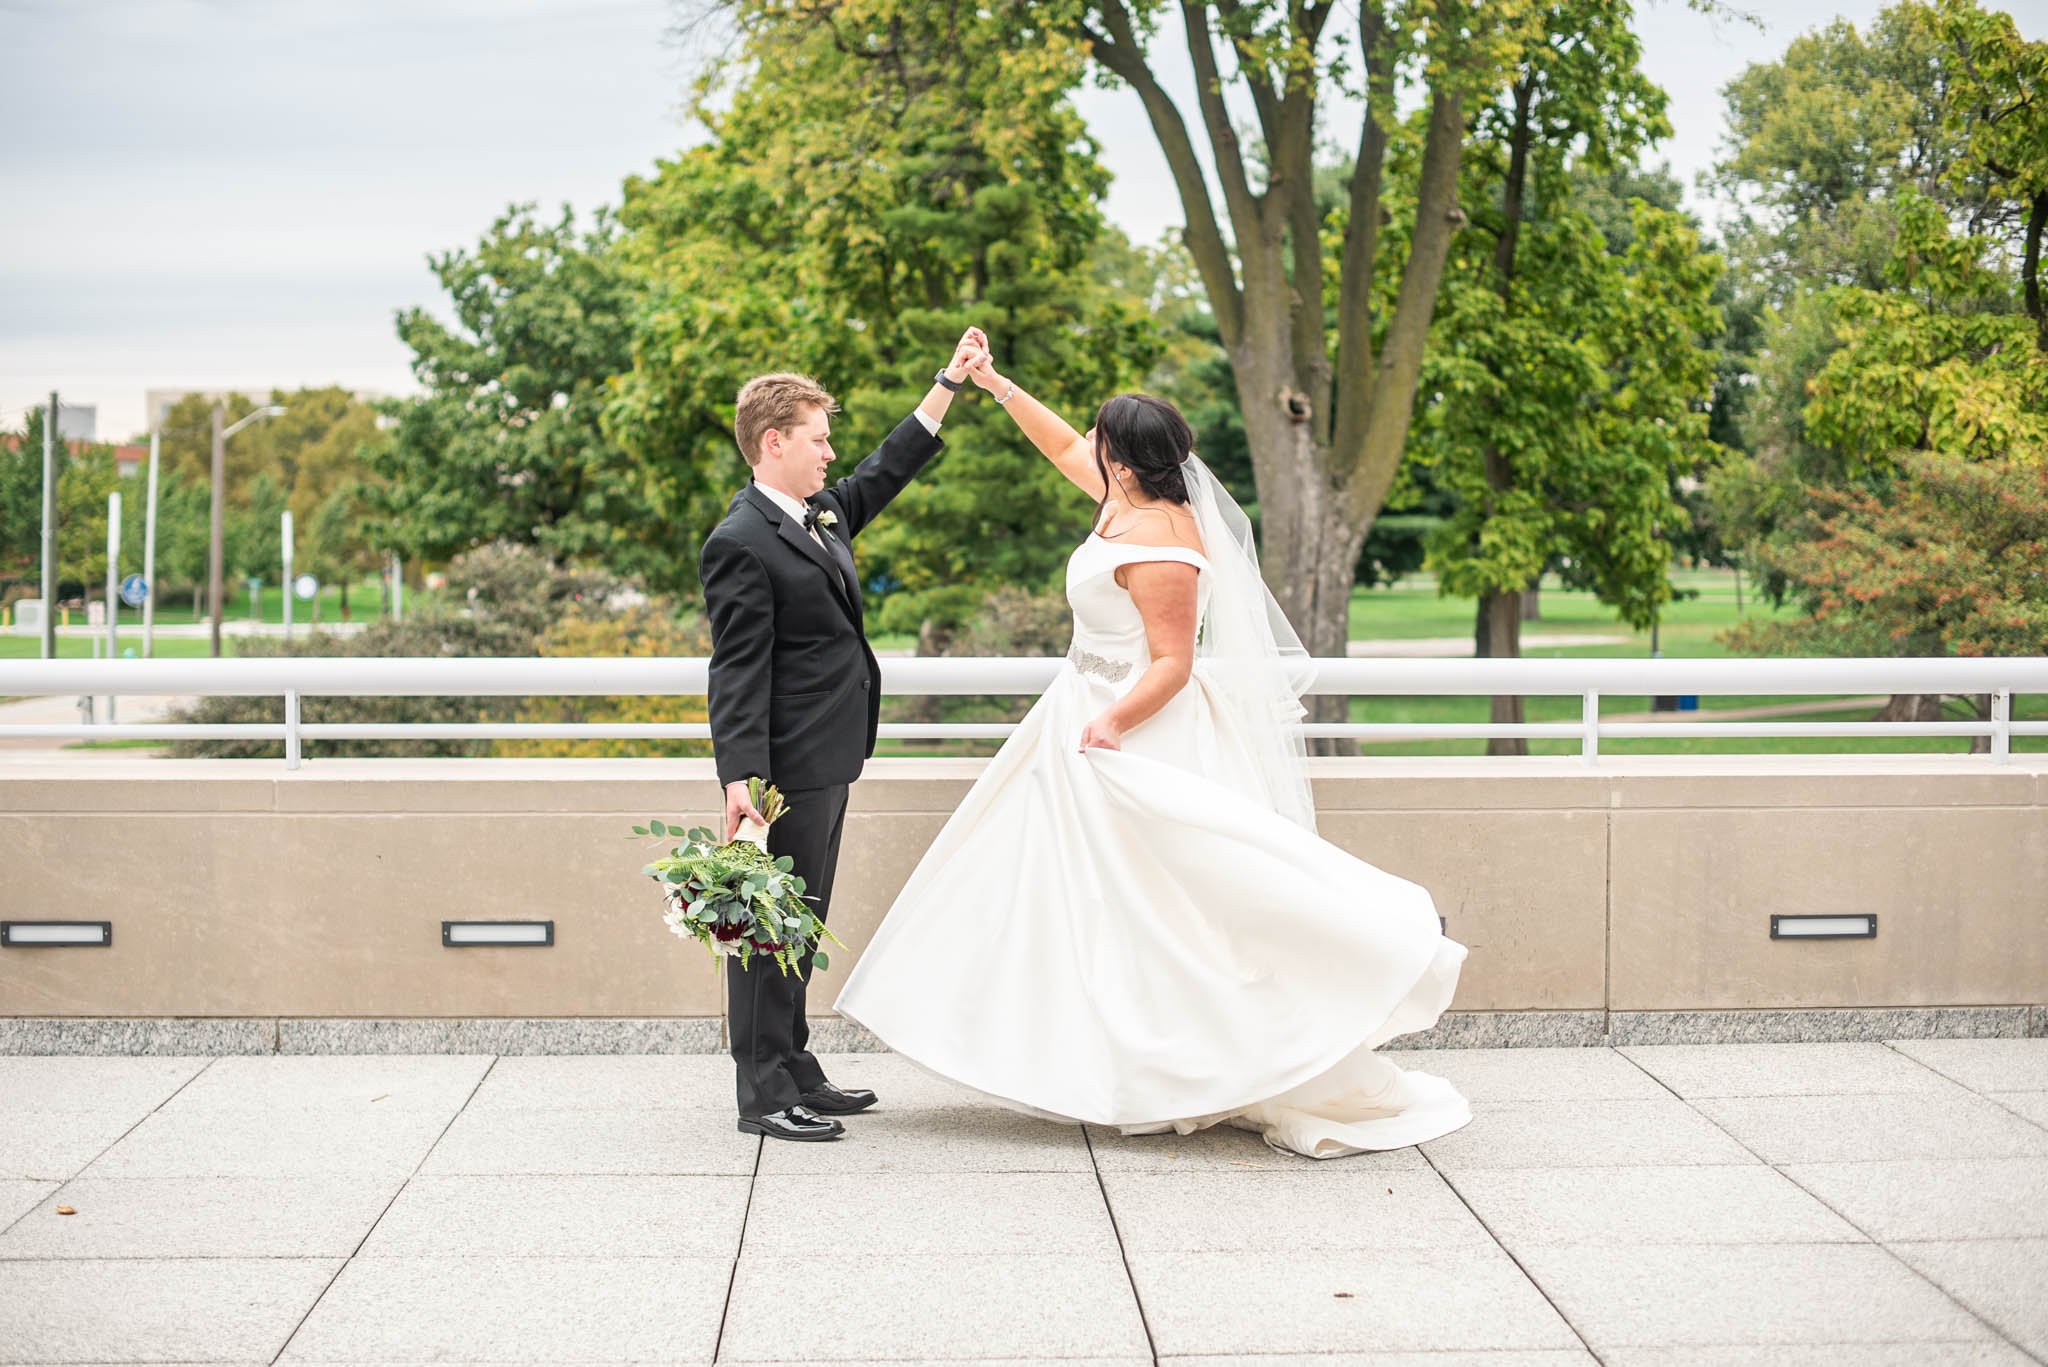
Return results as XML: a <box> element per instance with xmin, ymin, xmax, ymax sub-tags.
<box><xmin>1991</xmin><ymin>688</ymin><xmax>2011</xmax><ymax>765</ymax></box>
<box><xmin>284</xmin><ymin>689</ymin><xmax>302</xmax><ymax>771</ymax></box>
<box><xmin>1582</xmin><ymin>689</ymin><xmax>1600</xmax><ymax>767</ymax></box>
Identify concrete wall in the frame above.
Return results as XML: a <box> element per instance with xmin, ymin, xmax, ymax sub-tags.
<box><xmin>3</xmin><ymin>756</ymin><xmax>2044</xmax><ymax>1022</ymax></box>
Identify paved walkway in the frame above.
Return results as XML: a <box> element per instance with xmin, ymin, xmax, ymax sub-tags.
<box><xmin>2</xmin><ymin>1041</ymin><xmax>2045</xmax><ymax>1363</ymax></box>
<box><xmin>0</xmin><ymin>692</ymin><xmax>191</xmax><ymax>752</ymax></box>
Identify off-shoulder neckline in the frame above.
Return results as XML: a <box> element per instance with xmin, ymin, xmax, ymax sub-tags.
<box><xmin>1084</xmin><ymin>531</ymin><xmax>1209</xmax><ymax>563</ymax></box>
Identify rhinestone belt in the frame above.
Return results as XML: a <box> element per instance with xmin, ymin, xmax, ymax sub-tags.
<box><xmin>1066</xmin><ymin>644</ymin><xmax>1135</xmax><ymax>682</ymax></box>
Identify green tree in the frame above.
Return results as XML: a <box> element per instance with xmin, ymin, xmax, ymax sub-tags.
<box><xmin>612</xmin><ymin>0</ymin><xmax>1156</xmax><ymax>637</ymax></box>
<box><xmin>54</xmin><ymin>442</ymin><xmax>120</xmax><ymax>599</ymax></box>
<box><xmin>0</xmin><ymin>409</ymin><xmax>57</xmax><ymax>591</ymax></box>
<box><xmin>363</xmin><ymin>206</ymin><xmax>671</xmax><ymax>585</ymax></box>
<box><xmin>1409</xmin><ymin>0</ymin><xmax>1722</xmax><ymax>751</ymax></box>
<box><xmin>1804</xmin><ymin>189</ymin><xmax>2048</xmax><ymax>465</ymax></box>
<box><xmin>147</xmin><ymin>387</ymin><xmax>384</xmax><ymax>614</ymax></box>
<box><xmin>223</xmin><ymin>470</ymin><xmax>289</xmax><ymax>591</ymax></box>
<box><xmin>1705</xmin><ymin>1</ymin><xmax>2032</xmax><ymax>563</ymax></box>
<box><xmin>1727</xmin><ymin>454</ymin><xmax>2048</xmax><ymax>661</ymax></box>
<box><xmin>1021</xmin><ymin>0</ymin><xmax>1540</xmax><ymax>681</ymax></box>
<box><xmin>1721</xmin><ymin>6</ymin><xmax>2046</xmax><ymax>725</ymax></box>
<box><xmin>1935</xmin><ymin>0</ymin><xmax>2048</xmax><ymax>352</ymax></box>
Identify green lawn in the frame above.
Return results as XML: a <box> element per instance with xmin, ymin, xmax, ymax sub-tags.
<box><xmin>0</xmin><ymin>635</ymin><xmax>254</xmax><ymax>661</ymax></box>
<box><xmin>1349</xmin><ymin>566</ymin><xmax>1796</xmax><ymax>644</ymax></box>
<box><xmin>1</xmin><ymin>574</ymin><xmax>386</xmax><ymax>633</ymax></box>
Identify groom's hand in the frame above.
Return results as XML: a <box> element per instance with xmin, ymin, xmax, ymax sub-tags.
<box><xmin>724</xmin><ymin>781</ymin><xmax>768</xmax><ymax>842</ymax></box>
<box><xmin>946</xmin><ymin>327</ymin><xmax>988</xmax><ymax>382</ymax></box>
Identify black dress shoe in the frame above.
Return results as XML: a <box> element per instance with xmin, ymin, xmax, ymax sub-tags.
<box><xmin>799</xmin><ymin>1082</ymin><xmax>879</xmax><ymax>1115</ymax></box>
<box><xmin>737</xmin><ymin>1106</ymin><xmax>844</xmax><ymax>1142</ymax></box>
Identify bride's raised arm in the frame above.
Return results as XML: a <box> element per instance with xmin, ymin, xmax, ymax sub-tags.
<box><xmin>967</xmin><ymin>360</ymin><xmax>1107</xmax><ymax>501</ymax></box>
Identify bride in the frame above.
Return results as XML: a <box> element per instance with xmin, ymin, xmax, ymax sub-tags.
<box><xmin>833</xmin><ymin>357</ymin><xmax>1471</xmax><ymax>1159</ymax></box>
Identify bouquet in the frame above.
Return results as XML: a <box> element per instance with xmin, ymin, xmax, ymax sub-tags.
<box><xmin>632</xmin><ymin>779</ymin><xmax>843</xmax><ymax>975</ymax></box>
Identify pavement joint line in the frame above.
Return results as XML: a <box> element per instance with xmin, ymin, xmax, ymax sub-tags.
<box><xmin>711</xmin><ymin>1124</ymin><xmax>765</xmax><ymax>1364</ymax></box>
<box><xmin>1977</xmin><ymin>1093</ymin><xmax>2048</xmax><ymax>1133</ymax></box>
<box><xmin>0</xmin><ymin>1053</ymin><xmax>224</xmax><ymax>1241</ymax></box>
<box><xmin>1880</xmin><ymin>1039</ymin><xmax>2048</xmax><ymax>1129</ymax></box>
<box><xmin>1420</xmin><ymin>1134</ymin><xmax>1608</xmax><ymax>1365</ymax></box>
<box><xmin>1611</xmin><ymin>1044</ymin><xmax>2042</xmax><ymax>1363</ymax></box>
<box><xmin>1081</xmin><ymin>1122</ymin><xmax>1160</xmax><ymax>1367</ymax></box>
<box><xmin>266</xmin><ymin>1053</ymin><xmax>501</xmax><ymax>1367</ymax></box>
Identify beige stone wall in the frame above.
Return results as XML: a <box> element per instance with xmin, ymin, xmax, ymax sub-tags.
<box><xmin>3</xmin><ymin>756</ymin><xmax>2043</xmax><ymax>1019</ymax></box>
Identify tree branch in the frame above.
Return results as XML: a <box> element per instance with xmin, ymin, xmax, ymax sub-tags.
<box><xmin>1181</xmin><ymin>1</ymin><xmax>1266</xmax><ymax>254</ymax></box>
<box><xmin>1330</xmin><ymin>1</ymin><xmax>1394</xmax><ymax>465</ymax></box>
<box><xmin>1085</xmin><ymin>1</ymin><xmax>1246</xmax><ymax>346</ymax></box>
<box><xmin>1342</xmin><ymin>84</ymin><xmax>1467</xmax><ymax>516</ymax></box>
<box><xmin>1213</xmin><ymin>0</ymin><xmax>1282</xmax><ymax>148</ymax></box>
<box><xmin>2024</xmin><ymin>188</ymin><xmax>2046</xmax><ymax>355</ymax></box>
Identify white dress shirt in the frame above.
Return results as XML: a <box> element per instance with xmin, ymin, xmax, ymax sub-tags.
<box><xmin>754</xmin><ymin>408</ymin><xmax>941</xmax><ymax>546</ymax></box>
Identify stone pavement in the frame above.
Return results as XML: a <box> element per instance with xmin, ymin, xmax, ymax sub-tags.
<box><xmin>2</xmin><ymin>1041</ymin><xmax>2045</xmax><ymax>1365</ymax></box>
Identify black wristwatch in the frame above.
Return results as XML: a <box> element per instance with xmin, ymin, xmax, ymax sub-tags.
<box><xmin>933</xmin><ymin>369</ymin><xmax>964</xmax><ymax>392</ymax></box>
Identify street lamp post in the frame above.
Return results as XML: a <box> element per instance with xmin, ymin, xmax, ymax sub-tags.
<box><xmin>143</xmin><ymin>429</ymin><xmax>161</xmax><ymax>657</ymax></box>
<box><xmin>207</xmin><ymin>403</ymin><xmax>285</xmax><ymax>658</ymax></box>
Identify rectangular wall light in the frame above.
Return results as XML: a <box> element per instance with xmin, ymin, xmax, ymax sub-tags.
<box><xmin>1770</xmin><ymin>914</ymin><xmax>1878</xmax><ymax>940</ymax></box>
<box><xmin>2</xmin><ymin>921</ymin><xmax>112</xmax><ymax>947</ymax></box>
<box><xmin>442</xmin><ymin>920</ymin><xmax>553</xmax><ymax>947</ymax></box>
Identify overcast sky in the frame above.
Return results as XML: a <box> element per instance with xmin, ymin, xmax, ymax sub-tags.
<box><xmin>3</xmin><ymin>0</ymin><xmax>2036</xmax><ymax>440</ymax></box>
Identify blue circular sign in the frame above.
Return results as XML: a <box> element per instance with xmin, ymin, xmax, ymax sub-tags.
<box><xmin>119</xmin><ymin>574</ymin><xmax>148</xmax><ymax>608</ymax></box>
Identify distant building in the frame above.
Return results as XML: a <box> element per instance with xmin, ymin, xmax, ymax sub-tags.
<box><xmin>0</xmin><ymin>434</ymin><xmax>147</xmax><ymax>476</ymax></box>
<box><xmin>57</xmin><ymin>403</ymin><xmax>96</xmax><ymax>442</ymax></box>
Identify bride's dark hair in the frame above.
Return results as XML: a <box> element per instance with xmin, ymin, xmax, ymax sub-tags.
<box><xmin>1092</xmin><ymin>393</ymin><xmax>1195</xmax><ymax>530</ymax></box>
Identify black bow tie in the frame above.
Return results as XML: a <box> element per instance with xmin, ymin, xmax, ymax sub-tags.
<box><xmin>801</xmin><ymin>504</ymin><xmax>823</xmax><ymax>532</ymax></box>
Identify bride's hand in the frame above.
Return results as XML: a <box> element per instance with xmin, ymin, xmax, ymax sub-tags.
<box><xmin>968</xmin><ymin>355</ymin><xmax>1006</xmax><ymax>392</ymax></box>
<box><xmin>947</xmin><ymin>327</ymin><xmax>989</xmax><ymax>380</ymax></box>
<box><xmin>1078</xmin><ymin>714</ymin><xmax>1122</xmax><ymax>753</ymax></box>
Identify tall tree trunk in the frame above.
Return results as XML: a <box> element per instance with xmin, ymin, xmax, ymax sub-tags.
<box><xmin>1081</xmin><ymin>0</ymin><xmax>1475</xmax><ymax>762</ymax></box>
<box><xmin>1876</xmin><ymin>693</ymin><xmax>1944</xmax><ymax>723</ymax></box>
<box><xmin>1474</xmin><ymin>76</ymin><xmax>1535</xmax><ymax>758</ymax></box>
<box><xmin>1475</xmin><ymin>588</ymin><xmax>1527</xmax><ymax>755</ymax></box>
<box><xmin>1967</xmin><ymin>693</ymin><xmax>1993</xmax><ymax>755</ymax></box>
<box><xmin>1521</xmin><ymin>577</ymin><xmax>1541</xmax><ymax>621</ymax></box>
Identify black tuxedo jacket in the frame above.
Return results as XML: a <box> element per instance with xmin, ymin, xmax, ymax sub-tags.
<box><xmin>699</xmin><ymin>413</ymin><xmax>943</xmax><ymax>791</ymax></box>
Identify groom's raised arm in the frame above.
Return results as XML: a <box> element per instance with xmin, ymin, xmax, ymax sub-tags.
<box><xmin>824</xmin><ymin>329</ymin><xmax>985</xmax><ymax>537</ymax></box>
<box><xmin>699</xmin><ymin>533</ymin><xmax>775</xmax><ymax>788</ymax></box>
<box><xmin>823</xmin><ymin>414</ymin><xmax>944</xmax><ymax>539</ymax></box>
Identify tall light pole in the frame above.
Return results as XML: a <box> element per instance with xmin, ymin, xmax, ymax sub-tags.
<box><xmin>39</xmin><ymin>391</ymin><xmax>57</xmax><ymax>660</ymax></box>
<box><xmin>207</xmin><ymin>403</ymin><xmax>285</xmax><ymax>658</ymax></box>
<box><xmin>104</xmin><ymin>490</ymin><xmax>121</xmax><ymax>723</ymax></box>
<box><xmin>142</xmin><ymin>429</ymin><xmax>161</xmax><ymax>657</ymax></box>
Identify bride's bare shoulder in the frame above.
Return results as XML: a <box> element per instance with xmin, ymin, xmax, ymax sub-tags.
<box><xmin>1095</xmin><ymin>500</ymin><xmax>1204</xmax><ymax>556</ymax></box>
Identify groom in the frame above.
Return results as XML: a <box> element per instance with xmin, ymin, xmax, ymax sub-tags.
<box><xmin>700</xmin><ymin>330</ymin><xmax>985</xmax><ymax>1141</ymax></box>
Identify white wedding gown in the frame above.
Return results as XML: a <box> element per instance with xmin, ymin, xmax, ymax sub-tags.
<box><xmin>834</xmin><ymin>532</ymin><xmax>1471</xmax><ymax>1158</ymax></box>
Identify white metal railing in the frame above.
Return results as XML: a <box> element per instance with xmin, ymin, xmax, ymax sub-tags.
<box><xmin>1</xmin><ymin>655</ymin><xmax>2043</xmax><ymax>770</ymax></box>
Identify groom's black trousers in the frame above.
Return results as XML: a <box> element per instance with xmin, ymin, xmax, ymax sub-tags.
<box><xmin>728</xmin><ymin>781</ymin><xmax>849</xmax><ymax>1118</ymax></box>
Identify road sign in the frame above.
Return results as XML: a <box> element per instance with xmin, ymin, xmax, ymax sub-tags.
<box><xmin>294</xmin><ymin>574</ymin><xmax>319</xmax><ymax>601</ymax></box>
<box><xmin>120</xmin><ymin>574</ymin><xmax>148</xmax><ymax>608</ymax></box>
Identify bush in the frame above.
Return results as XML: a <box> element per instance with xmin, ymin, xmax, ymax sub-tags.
<box><xmin>495</xmin><ymin>605</ymin><xmax>713</xmax><ymax>759</ymax></box>
<box><xmin>881</xmin><ymin>585</ymin><xmax>1072</xmax><ymax>744</ymax></box>
<box><xmin>163</xmin><ymin>541</ymin><xmax>700</xmax><ymax>759</ymax></box>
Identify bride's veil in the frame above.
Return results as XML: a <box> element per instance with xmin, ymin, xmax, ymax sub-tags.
<box><xmin>1181</xmin><ymin>453</ymin><xmax>1319</xmax><ymax>831</ymax></box>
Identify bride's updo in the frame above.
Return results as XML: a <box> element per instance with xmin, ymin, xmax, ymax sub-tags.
<box><xmin>1094</xmin><ymin>393</ymin><xmax>1195</xmax><ymax>507</ymax></box>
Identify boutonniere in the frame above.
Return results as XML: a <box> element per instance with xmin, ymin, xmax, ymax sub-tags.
<box><xmin>815</xmin><ymin>509</ymin><xmax>838</xmax><ymax>530</ymax></box>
